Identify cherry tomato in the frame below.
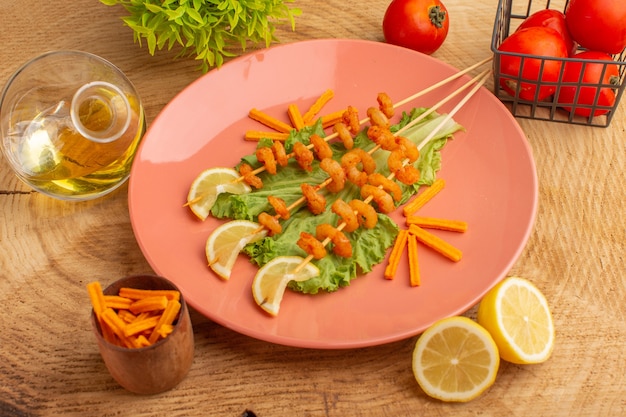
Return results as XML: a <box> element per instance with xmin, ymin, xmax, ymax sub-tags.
<box><xmin>565</xmin><ymin>0</ymin><xmax>626</xmax><ymax>54</ymax></box>
<box><xmin>517</xmin><ymin>9</ymin><xmax>576</xmax><ymax>56</ymax></box>
<box><xmin>557</xmin><ymin>51</ymin><xmax>620</xmax><ymax>117</ymax></box>
<box><xmin>497</xmin><ymin>27</ymin><xmax>569</xmax><ymax>101</ymax></box>
<box><xmin>382</xmin><ymin>0</ymin><xmax>449</xmax><ymax>55</ymax></box>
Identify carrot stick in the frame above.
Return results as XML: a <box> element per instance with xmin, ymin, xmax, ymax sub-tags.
<box><xmin>402</xmin><ymin>178</ymin><xmax>446</xmax><ymax>216</ymax></box>
<box><xmin>407</xmin><ymin>233</ymin><xmax>421</xmax><ymax>286</ymax></box>
<box><xmin>128</xmin><ymin>295</ymin><xmax>169</xmax><ymax>315</ymax></box>
<box><xmin>406</xmin><ymin>216</ymin><xmax>468</xmax><ymax>233</ymax></box>
<box><xmin>287</xmin><ymin>104</ymin><xmax>305</xmax><ymax>130</ymax></box>
<box><xmin>302</xmin><ymin>89</ymin><xmax>334</xmax><ymax>124</ymax></box>
<box><xmin>104</xmin><ymin>295</ymin><xmax>133</xmax><ymax>310</ymax></box>
<box><xmin>408</xmin><ymin>224</ymin><xmax>463</xmax><ymax>262</ymax></box>
<box><xmin>117</xmin><ymin>309</ymin><xmax>137</xmax><ymax>323</ymax></box>
<box><xmin>133</xmin><ymin>335</ymin><xmax>151</xmax><ymax>348</ymax></box>
<box><xmin>101</xmin><ymin>308</ymin><xmax>134</xmax><ymax>348</ymax></box>
<box><xmin>148</xmin><ymin>299</ymin><xmax>182</xmax><ymax>344</ymax></box>
<box><xmin>87</xmin><ymin>282</ymin><xmax>117</xmax><ymax>343</ymax></box>
<box><xmin>384</xmin><ymin>229</ymin><xmax>409</xmax><ymax>280</ymax></box>
<box><xmin>86</xmin><ymin>281</ymin><xmax>106</xmax><ymax>317</ymax></box>
<box><xmin>118</xmin><ymin>287</ymin><xmax>180</xmax><ymax>301</ymax></box>
<box><xmin>156</xmin><ymin>324</ymin><xmax>175</xmax><ymax>339</ymax></box>
<box><xmin>124</xmin><ymin>315</ymin><xmax>160</xmax><ymax>337</ymax></box>
<box><xmin>244</xmin><ymin>130</ymin><xmax>290</xmax><ymax>142</ymax></box>
<box><xmin>321</xmin><ymin>109</ymin><xmax>346</xmax><ymax>129</ymax></box>
<box><xmin>248</xmin><ymin>108</ymin><xmax>292</xmax><ymax>133</ymax></box>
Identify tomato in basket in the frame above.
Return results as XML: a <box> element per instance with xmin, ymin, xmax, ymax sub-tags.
<box><xmin>516</xmin><ymin>9</ymin><xmax>576</xmax><ymax>56</ymax></box>
<box><xmin>557</xmin><ymin>51</ymin><xmax>620</xmax><ymax>118</ymax></box>
<box><xmin>382</xmin><ymin>0</ymin><xmax>449</xmax><ymax>55</ymax></box>
<box><xmin>497</xmin><ymin>26</ymin><xmax>569</xmax><ymax>101</ymax></box>
<box><xmin>565</xmin><ymin>0</ymin><xmax>626</xmax><ymax>55</ymax></box>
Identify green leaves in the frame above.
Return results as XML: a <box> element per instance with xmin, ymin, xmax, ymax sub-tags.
<box><xmin>100</xmin><ymin>0</ymin><xmax>301</xmax><ymax>71</ymax></box>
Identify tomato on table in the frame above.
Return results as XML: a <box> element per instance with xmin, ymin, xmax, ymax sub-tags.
<box><xmin>516</xmin><ymin>9</ymin><xmax>577</xmax><ymax>56</ymax></box>
<box><xmin>497</xmin><ymin>26</ymin><xmax>569</xmax><ymax>101</ymax></box>
<box><xmin>557</xmin><ymin>51</ymin><xmax>620</xmax><ymax>118</ymax></box>
<box><xmin>565</xmin><ymin>0</ymin><xmax>626</xmax><ymax>54</ymax></box>
<box><xmin>382</xmin><ymin>0</ymin><xmax>449</xmax><ymax>55</ymax></box>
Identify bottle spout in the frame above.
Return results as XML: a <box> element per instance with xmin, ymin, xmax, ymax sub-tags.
<box><xmin>70</xmin><ymin>81</ymin><xmax>131</xmax><ymax>143</ymax></box>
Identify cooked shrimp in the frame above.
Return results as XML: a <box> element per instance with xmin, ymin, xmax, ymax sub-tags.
<box><xmin>387</xmin><ymin>148</ymin><xmax>407</xmax><ymax>174</ymax></box>
<box><xmin>349</xmin><ymin>199</ymin><xmax>378</xmax><ymax>229</ymax></box>
<box><xmin>341</xmin><ymin>148</ymin><xmax>377</xmax><ymax>187</ymax></box>
<box><xmin>268</xmin><ymin>195</ymin><xmax>290</xmax><ymax>220</ymax></box>
<box><xmin>333</xmin><ymin>122</ymin><xmax>354</xmax><ymax>150</ymax></box>
<box><xmin>331</xmin><ymin>198</ymin><xmax>359</xmax><ymax>232</ymax></box>
<box><xmin>316</xmin><ymin>223</ymin><xmax>352</xmax><ymax>258</ymax></box>
<box><xmin>368</xmin><ymin>173</ymin><xmax>402</xmax><ymax>202</ymax></box>
<box><xmin>293</xmin><ymin>141</ymin><xmax>314</xmax><ymax>172</ymax></box>
<box><xmin>309</xmin><ymin>134</ymin><xmax>333</xmax><ymax>160</ymax></box>
<box><xmin>366</xmin><ymin>107</ymin><xmax>390</xmax><ymax>129</ymax></box>
<box><xmin>394</xmin><ymin>165</ymin><xmax>420</xmax><ymax>185</ymax></box>
<box><xmin>256</xmin><ymin>146</ymin><xmax>277</xmax><ymax>175</ymax></box>
<box><xmin>258</xmin><ymin>212</ymin><xmax>282</xmax><ymax>236</ymax></box>
<box><xmin>342</xmin><ymin>105</ymin><xmax>360</xmax><ymax>134</ymax></box>
<box><xmin>360</xmin><ymin>184</ymin><xmax>395</xmax><ymax>213</ymax></box>
<box><xmin>320</xmin><ymin>158</ymin><xmax>346</xmax><ymax>193</ymax></box>
<box><xmin>239</xmin><ymin>163</ymin><xmax>263</xmax><ymax>189</ymax></box>
<box><xmin>301</xmin><ymin>183</ymin><xmax>326</xmax><ymax>215</ymax></box>
<box><xmin>344</xmin><ymin>165</ymin><xmax>367</xmax><ymax>187</ymax></box>
<box><xmin>272</xmin><ymin>140</ymin><xmax>289</xmax><ymax>167</ymax></box>
<box><xmin>367</xmin><ymin>126</ymin><xmax>398</xmax><ymax>151</ymax></box>
<box><xmin>395</xmin><ymin>136</ymin><xmax>419</xmax><ymax>162</ymax></box>
<box><xmin>297</xmin><ymin>232</ymin><xmax>327</xmax><ymax>260</ymax></box>
<box><xmin>377</xmin><ymin>92</ymin><xmax>394</xmax><ymax>119</ymax></box>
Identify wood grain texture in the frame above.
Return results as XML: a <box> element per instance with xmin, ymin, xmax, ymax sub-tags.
<box><xmin>1</xmin><ymin>0</ymin><xmax>624</xmax><ymax>416</ymax></box>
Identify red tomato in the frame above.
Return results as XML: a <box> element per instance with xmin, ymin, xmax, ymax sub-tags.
<box><xmin>382</xmin><ymin>0</ymin><xmax>449</xmax><ymax>55</ymax></box>
<box><xmin>517</xmin><ymin>9</ymin><xmax>577</xmax><ymax>56</ymax></box>
<box><xmin>497</xmin><ymin>27</ymin><xmax>569</xmax><ymax>101</ymax></box>
<box><xmin>565</xmin><ymin>0</ymin><xmax>626</xmax><ymax>54</ymax></box>
<box><xmin>557</xmin><ymin>51</ymin><xmax>619</xmax><ymax>117</ymax></box>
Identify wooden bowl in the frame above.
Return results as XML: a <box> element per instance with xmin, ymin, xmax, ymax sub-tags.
<box><xmin>91</xmin><ymin>275</ymin><xmax>195</xmax><ymax>394</ymax></box>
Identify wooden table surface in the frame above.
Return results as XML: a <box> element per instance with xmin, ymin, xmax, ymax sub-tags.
<box><xmin>1</xmin><ymin>0</ymin><xmax>624</xmax><ymax>415</ymax></box>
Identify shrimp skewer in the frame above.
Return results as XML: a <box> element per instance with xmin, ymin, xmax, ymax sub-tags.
<box><xmin>316</xmin><ymin>224</ymin><xmax>353</xmax><ymax>258</ymax></box>
<box><xmin>331</xmin><ymin>199</ymin><xmax>359</xmax><ymax>232</ymax></box>
<box><xmin>290</xmin><ymin>67</ymin><xmax>492</xmax><ymax>275</ymax></box>
<box><xmin>225</xmin><ymin>63</ymin><xmax>493</xmax><ymax>187</ymax></box>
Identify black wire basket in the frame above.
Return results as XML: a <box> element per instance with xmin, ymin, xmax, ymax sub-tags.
<box><xmin>491</xmin><ymin>0</ymin><xmax>626</xmax><ymax>127</ymax></box>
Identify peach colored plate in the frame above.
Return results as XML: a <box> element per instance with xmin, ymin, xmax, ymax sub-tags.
<box><xmin>129</xmin><ymin>39</ymin><xmax>537</xmax><ymax>349</ymax></box>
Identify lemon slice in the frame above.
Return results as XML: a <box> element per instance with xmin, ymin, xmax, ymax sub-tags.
<box><xmin>412</xmin><ymin>316</ymin><xmax>500</xmax><ymax>402</ymax></box>
<box><xmin>206</xmin><ymin>220</ymin><xmax>268</xmax><ymax>280</ymax></box>
<box><xmin>477</xmin><ymin>276</ymin><xmax>555</xmax><ymax>364</ymax></box>
<box><xmin>187</xmin><ymin>167</ymin><xmax>251</xmax><ymax>220</ymax></box>
<box><xmin>252</xmin><ymin>256</ymin><xmax>320</xmax><ymax>316</ymax></box>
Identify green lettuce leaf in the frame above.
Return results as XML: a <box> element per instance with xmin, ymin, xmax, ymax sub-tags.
<box><xmin>211</xmin><ymin>108</ymin><xmax>463</xmax><ymax>293</ymax></box>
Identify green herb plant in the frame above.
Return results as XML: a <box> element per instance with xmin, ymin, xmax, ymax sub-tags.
<box><xmin>100</xmin><ymin>0</ymin><xmax>301</xmax><ymax>71</ymax></box>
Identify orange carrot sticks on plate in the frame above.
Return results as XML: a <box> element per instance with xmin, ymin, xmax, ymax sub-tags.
<box><xmin>321</xmin><ymin>109</ymin><xmax>346</xmax><ymax>129</ymax></box>
<box><xmin>403</xmin><ymin>178</ymin><xmax>446</xmax><ymax>216</ymax></box>
<box><xmin>408</xmin><ymin>224</ymin><xmax>463</xmax><ymax>262</ymax></box>
<box><xmin>302</xmin><ymin>89</ymin><xmax>334</xmax><ymax>124</ymax></box>
<box><xmin>244</xmin><ymin>130</ymin><xmax>290</xmax><ymax>142</ymax></box>
<box><xmin>384</xmin><ymin>229</ymin><xmax>409</xmax><ymax>280</ymax></box>
<box><xmin>287</xmin><ymin>104</ymin><xmax>305</xmax><ymax>130</ymax></box>
<box><xmin>406</xmin><ymin>216</ymin><xmax>468</xmax><ymax>233</ymax></box>
<box><xmin>248</xmin><ymin>108</ymin><xmax>293</xmax><ymax>133</ymax></box>
<box><xmin>407</xmin><ymin>233</ymin><xmax>421</xmax><ymax>287</ymax></box>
